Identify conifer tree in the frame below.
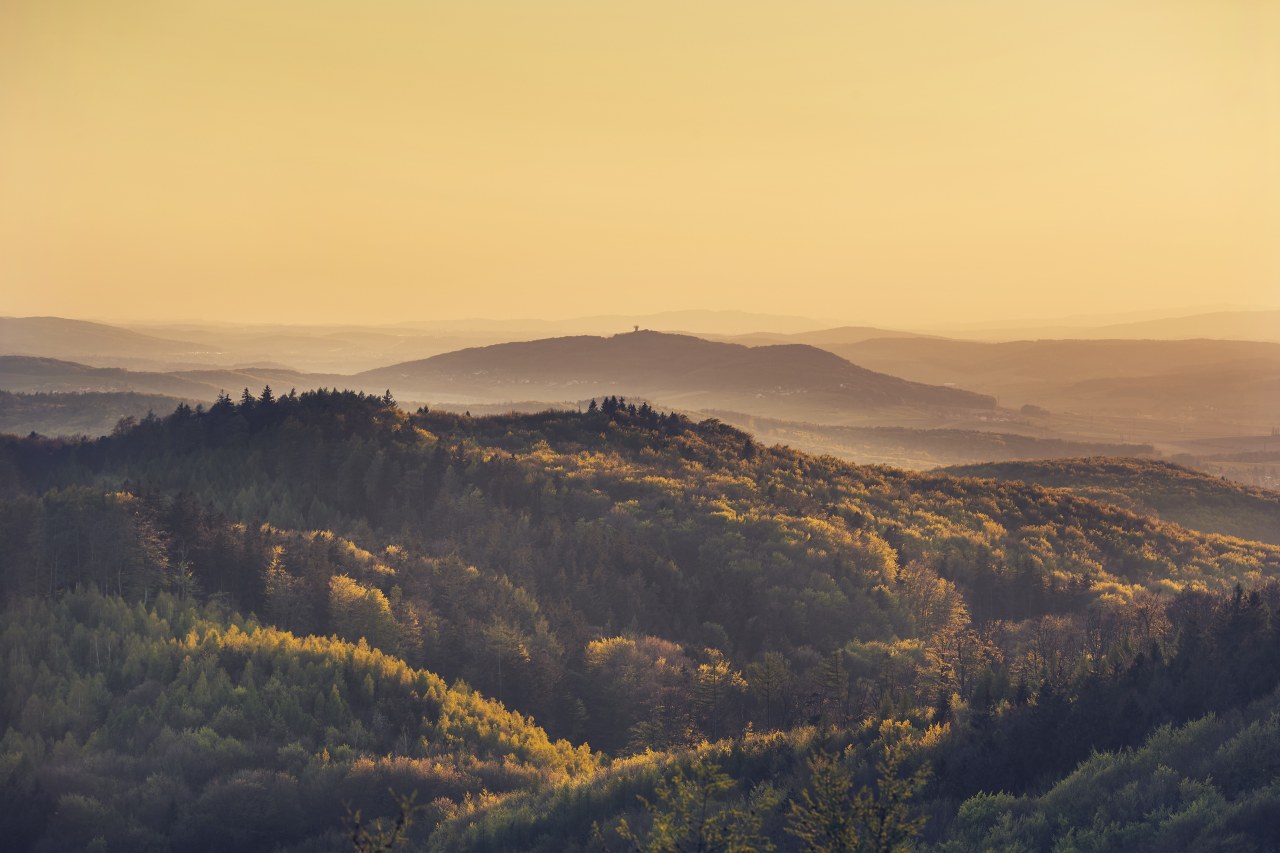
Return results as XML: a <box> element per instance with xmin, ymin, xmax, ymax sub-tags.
<box><xmin>618</xmin><ymin>758</ymin><xmax>779</xmax><ymax>853</ymax></box>
<box><xmin>786</xmin><ymin>750</ymin><xmax>860</xmax><ymax>853</ymax></box>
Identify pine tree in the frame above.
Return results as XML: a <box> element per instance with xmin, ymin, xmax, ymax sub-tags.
<box><xmin>787</xmin><ymin>725</ymin><xmax>930</xmax><ymax>853</ymax></box>
<box><xmin>786</xmin><ymin>750</ymin><xmax>860</xmax><ymax>853</ymax></box>
<box><xmin>617</xmin><ymin>758</ymin><xmax>780</xmax><ymax>853</ymax></box>
<box><xmin>857</xmin><ymin>722</ymin><xmax>930</xmax><ymax>853</ymax></box>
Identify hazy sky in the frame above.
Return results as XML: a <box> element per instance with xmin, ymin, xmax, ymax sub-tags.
<box><xmin>2</xmin><ymin>0</ymin><xmax>1277</xmax><ymax>327</ymax></box>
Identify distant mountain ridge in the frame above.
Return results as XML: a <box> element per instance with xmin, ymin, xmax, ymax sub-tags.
<box><xmin>355</xmin><ymin>330</ymin><xmax>996</xmax><ymax>415</ymax></box>
<box><xmin>928</xmin><ymin>309</ymin><xmax>1280</xmax><ymax>343</ymax></box>
<box><xmin>711</xmin><ymin>325</ymin><xmax>936</xmax><ymax>347</ymax></box>
<box><xmin>0</xmin><ymin>355</ymin><xmax>346</xmax><ymax>400</ymax></box>
<box><xmin>0</xmin><ymin>316</ymin><xmax>208</xmax><ymax>363</ymax></box>
<box><xmin>824</xmin><ymin>337</ymin><xmax>1280</xmax><ymax>424</ymax></box>
<box><xmin>1092</xmin><ymin>309</ymin><xmax>1280</xmax><ymax>341</ymax></box>
<box><xmin>708</xmin><ymin>410</ymin><xmax>1156</xmax><ymax>470</ymax></box>
<box><xmin>0</xmin><ymin>390</ymin><xmax>192</xmax><ymax>437</ymax></box>
<box><xmin>4</xmin><ymin>314</ymin><xmax>837</xmax><ymax>373</ymax></box>
<box><xmin>392</xmin><ymin>308</ymin><xmax>830</xmax><ymax>336</ymax></box>
<box><xmin>0</xmin><ymin>330</ymin><xmax>997</xmax><ymax>425</ymax></box>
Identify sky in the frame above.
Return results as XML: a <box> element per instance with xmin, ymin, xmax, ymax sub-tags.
<box><xmin>1</xmin><ymin>0</ymin><xmax>1277</xmax><ymax>328</ymax></box>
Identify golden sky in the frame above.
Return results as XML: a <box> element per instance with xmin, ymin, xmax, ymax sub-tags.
<box><xmin>1</xmin><ymin>0</ymin><xmax>1277</xmax><ymax>327</ymax></box>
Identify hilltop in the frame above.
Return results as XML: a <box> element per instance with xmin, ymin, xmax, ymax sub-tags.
<box><xmin>355</xmin><ymin>330</ymin><xmax>995</xmax><ymax>417</ymax></box>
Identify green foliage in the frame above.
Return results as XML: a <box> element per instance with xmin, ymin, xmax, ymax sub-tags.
<box><xmin>4</xmin><ymin>397</ymin><xmax>1280</xmax><ymax>851</ymax></box>
<box><xmin>0</xmin><ymin>390</ymin><xmax>190</xmax><ymax>439</ymax></box>
<box><xmin>6</xmin><ymin>393</ymin><xmax>1277</xmax><ymax>755</ymax></box>
<box><xmin>786</xmin><ymin>721</ymin><xmax>930</xmax><ymax>853</ymax></box>
<box><xmin>329</xmin><ymin>574</ymin><xmax>402</xmax><ymax>656</ymax></box>
<box><xmin>948</xmin><ymin>457</ymin><xmax>1280</xmax><ymax>545</ymax></box>
<box><xmin>617</xmin><ymin>757</ymin><xmax>781</xmax><ymax>853</ymax></box>
<box><xmin>0</xmin><ymin>590</ymin><xmax>594</xmax><ymax>851</ymax></box>
<box><xmin>937</xmin><ymin>695</ymin><xmax>1280</xmax><ymax>852</ymax></box>
<box><xmin>786</xmin><ymin>751</ymin><xmax>861</xmax><ymax>852</ymax></box>
<box><xmin>855</xmin><ymin>722</ymin><xmax>930</xmax><ymax>853</ymax></box>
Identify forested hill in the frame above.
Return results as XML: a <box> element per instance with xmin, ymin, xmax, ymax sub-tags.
<box><xmin>354</xmin><ymin>330</ymin><xmax>997</xmax><ymax>413</ymax></box>
<box><xmin>4</xmin><ymin>391</ymin><xmax>1280</xmax><ymax>850</ymax></box>
<box><xmin>0</xmin><ymin>591</ymin><xmax>593</xmax><ymax>851</ymax></box>
<box><xmin>947</xmin><ymin>457</ymin><xmax>1280</xmax><ymax>546</ymax></box>
<box><xmin>0</xmin><ymin>390</ymin><xmax>190</xmax><ymax>438</ymax></box>
<box><xmin>6</xmin><ymin>391</ymin><xmax>1274</xmax><ymax>624</ymax></box>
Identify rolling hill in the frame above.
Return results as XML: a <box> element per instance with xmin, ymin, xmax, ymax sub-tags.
<box><xmin>0</xmin><ymin>355</ymin><xmax>345</xmax><ymax>402</ymax></box>
<box><xmin>925</xmin><ymin>308</ymin><xmax>1280</xmax><ymax>343</ymax></box>
<box><xmin>708</xmin><ymin>410</ymin><xmax>1156</xmax><ymax>470</ymax></box>
<box><xmin>114</xmin><ymin>313</ymin><xmax>836</xmax><ymax>373</ymax></box>
<box><xmin>0</xmin><ymin>356</ymin><xmax>219</xmax><ymax>398</ymax></box>
<box><xmin>0</xmin><ymin>316</ymin><xmax>211</xmax><ymax>366</ymax></box>
<box><xmin>0</xmin><ymin>390</ymin><xmax>192</xmax><ymax>437</ymax></box>
<box><xmin>1088</xmin><ymin>309</ymin><xmax>1280</xmax><ymax>341</ymax></box>
<box><xmin>355</xmin><ymin>330</ymin><xmax>996</xmax><ymax>418</ymax></box>
<box><xmin>945</xmin><ymin>457</ymin><xmax>1280</xmax><ymax>545</ymax></box>
<box><xmin>5</xmin><ymin>395</ymin><xmax>1280</xmax><ymax>850</ymax></box>
<box><xmin>823</xmin><ymin>337</ymin><xmax>1280</xmax><ymax>425</ymax></box>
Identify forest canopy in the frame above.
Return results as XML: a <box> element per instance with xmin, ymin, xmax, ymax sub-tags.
<box><xmin>2</xmin><ymin>390</ymin><xmax>1279</xmax><ymax>850</ymax></box>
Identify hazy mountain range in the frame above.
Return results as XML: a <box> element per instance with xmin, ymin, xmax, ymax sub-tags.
<box><xmin>0</xmin><ymin>329</ymin><xmax>996</xmax><ymax>419</ymax></box>
<box><xmin>5</xmin><ymin>309</ymin><xmax>1278</xmax><ymax>375</ymax></box>
<box><xmin>355</xmin><ymin>331</ymin><xmax>995</xmax><ymax>415</ymax></box>
<box><xmin>3</xmin><ymin>313</ymin><xmax>1278</xmax><ymax>487</ymax></box>
<box><xmin>0</xmin><ymin>317</ymin><xmax>212</xmax><ymax>367</ymax></box>
<box><xmin>924</xmin><ymin>308</ymin><xmax>1280</xmax><ymax>342</ymax></box>
<box><xmin>706</xmin><ymin>411</ymin><xmax>1157</xmax><ymax>471</ymax></box>
<box><xmin>0</xmin><ymin>355</ymin><xmax>347</xmax><ymax>401</ymax></box>
<box><xmin>825</xmin><ymin>337</ymin><xmax>1280</xmax><ymax>425</ymax></box>
<box><xmin>8</xmin><ymin>318</ymin><xmax>1276</xmax><ymax>425</ymax></box>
